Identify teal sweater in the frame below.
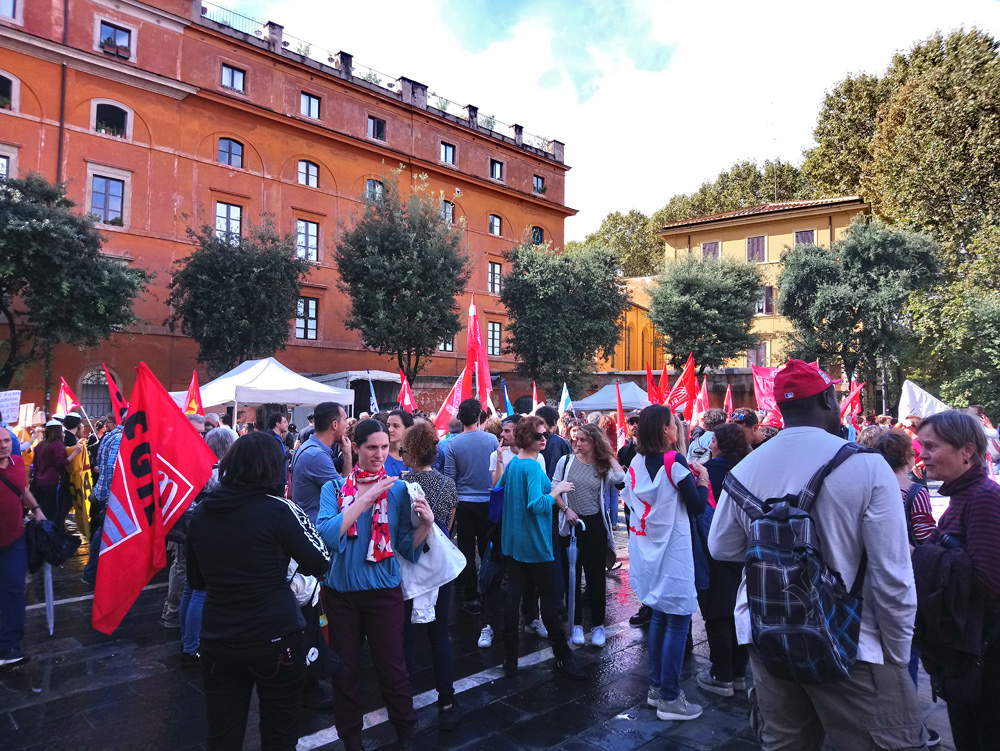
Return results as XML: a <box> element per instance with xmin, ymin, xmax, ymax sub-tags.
<box><xmin>499</xmin><ymin>457</ymin><xmax>556</xmax><ymax>563</ymax></box>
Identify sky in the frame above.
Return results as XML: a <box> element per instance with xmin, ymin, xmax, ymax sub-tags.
<box><xmin>217</xmin><ymin>0</ymin><xmax>1000</xmax><ymax>241</ymax></box>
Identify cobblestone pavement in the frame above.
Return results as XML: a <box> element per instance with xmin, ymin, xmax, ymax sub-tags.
<box><xmin>0</xmin><ymin>520</ymin><xmax>954</xmax><ymax>750</ymax></box>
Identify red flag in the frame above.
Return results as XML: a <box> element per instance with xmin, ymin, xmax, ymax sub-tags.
<box><xmin>690</xmin><ymin>377</ymin><xmax>710</xmax><ymax>433</ymax></box>
<box><xmin>645</xmin><ymin>362</ymin><xmax>661</xmax><ymax>404</ymax></box>
<box><xmin>657</xmin><ymin>365</ymin><xmax>670</xmax><ymax>404</ymax></box>
<box><xmin>183</xmin><ymin>370</ymin><xmax>203</xmax><ymax>416</ymax></box>
<box><xmin>751</xmin><ymin>366</ymin><xmax>779</xmax><ymax>414</ymax></box>
<box><xmin>615</xmin><ymin>382</ymin><xmax>627</xmax><ymax>449</ymax></box>
<box><xmin>462</xmin><ymin>294</ymin><xmax>493</xmax><ymax>408</ymax></box>
<box><xmin>102</xmin><ymin>364</ymin><xmax>129</xmax><ymax>424</ymax></box>
<box><xmin>723</xmin><ymin>384</ymin><xmax>733</xmax><ymax>415</ymax></box>
<box><xmin>532</xmin><ymin>381</ymin><xmax>541</xmax><ymax>412</ymax></box>
<box><xmin>398</xmin><ymin>370</ymin><xmax>417</xmax><ymax>412</ymax></box>
<box><xmin>839</xmin><ymin>380</ymin><xmax>866</xmax><ymax>420</ymax></box>
<box><xmin>55</xmin><ymin>376</ymin><xmax>81</xmax><ymax>416</ymax></box>
<box><xmin>433</xmin><ymin>369</ymin><xmax>466</xmax><ymax>433</ymax></box>
<box><xmin>664</xmin><ymin>354</ymin><xmax>697</xmax><ymax>420</ymax></box>
<box><xmin>93</xmin><ymin>362</ymin><xmax>216</xmax><ymax>634</ymax></box>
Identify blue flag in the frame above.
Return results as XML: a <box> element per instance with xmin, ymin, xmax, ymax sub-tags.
<box><xmin>502</xmin><ymin>379</ymin><xmax>515</xmax><ymax>417</ymax></box>
<box><xmin>367</xmin><ymin>370</ymin><xmax>380</xmax><ymax>414</ymax></box>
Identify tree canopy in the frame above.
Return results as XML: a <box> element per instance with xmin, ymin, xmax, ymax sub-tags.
<box><xmin>565</xmin><ymin>209</ymin><xmax>663</xmax><ymax>277</ymax></box>
<box><xmin>0</xmin><ymin>174</ymin><xmax>148</xmax><ymax>388</ymax></box>
<box><xmin>648</xmin><ymin>257</ymin><xmax>762</xmax><ymax>372</ymax></box>
<box><xmin>167</xmin><ymin>220</ymin><xmax>308</xmax><ymax>375</ymax></box>
<box><xmin>334</xmin><ymin>175</ymin><xmax>469</xmax><ymax>381</ymax></box>
<box><xmin>501</xmin><ymin>243</ymin><xmax>629</xmax><ymax>391</ymax></box>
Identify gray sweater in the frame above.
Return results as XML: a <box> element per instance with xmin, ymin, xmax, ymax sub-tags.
<box><xmin>443</xmin><ymin>429</ymin><xmax>499</xmax><ymax>503</ymax></box>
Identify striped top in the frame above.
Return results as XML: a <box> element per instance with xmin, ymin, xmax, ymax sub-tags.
<box><xmin>937</xmin><ymin>464</ymin><xmax>1000</xmax><ymax>599</ymax></box>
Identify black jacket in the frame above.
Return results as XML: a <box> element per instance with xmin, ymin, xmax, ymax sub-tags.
<box><xmin>187</xmin><ymin>485</ymin><xmax>330</xmax><ymax>643</ymax></box>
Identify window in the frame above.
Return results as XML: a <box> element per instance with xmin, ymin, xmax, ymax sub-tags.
<box><xmin>488</xmin><ymin>261</ymin><xmax>502</xmax><ymax>294</ymax></box>
<box><xmin>746</xmin><ymin>235</ymin><xmax>766</xmax><ymax>263</ymax></box>
<box><xmin>296</xmin><ymin>297</ymin><xmax>318</xmax><ymax>340</ymax></box>
<box><xmin>296</xmin><ymin>219</ymin><xmax>319</xmax><ymax>261</ymax></box>
<box><xmin>99</xmin><ymin>21</ymin><xmax>131</xmax><ymax>58</ymax></box>
<box><xmin>90</xmin><ymin>175</ymin><xmax>124</xmax><ymax>225</ymax></box>
<box><xmin>533</xmin><ymin>174</ymin><xmax>545</xmax><ymax>193</ymax></box>
<box><xmin>441</xmin><ymin>200</ymin><xmax>455</xmax><ymax>223</ymax></box>
<box><xmin>487</xmin><ymin>321</ymin><xmax>502</xmax><ymax>356</ymax></box>
<box><xmin>79</xmin><ymin>368</ymin><xmax>112</xmax><ymax>419</ymax></box>
<box><xmin>794</xmin><ymin>229</ymin><xmax>815</xmax><ymax>246</ymax></box>
<box><xmin>221</xmin><ymin>64</ymin><xmax>245</xmax><ymax>93</ymax></box>
<box><xmin>747</xmin><ymin>341</ymin><xmax>768</xmax><ymax>368</ymax></box>
<box><xmin>298</xmin><ymin>160</ymin><xmax>319</xmax><ymax>188</ymax></box>
<box><xmin>488</xmin><ymin>214</ymin><xmax>502</xmax><ymax>236</ymax></box>
<box><xmin>0</xmin><ymin>0</ymin><xmax>15</xmax><ymax>20</ymax></box>
<box><xmin>0</xmin><ymin>75</ymin><xmax>11</xmax><ymax>110</ymax></box>
<box><xmin>531</xmin><ymin>226</ymin><xmax>544</xmax><ymax>245</ymax></box>
<box><xmin>702</xmin><ymin>241</ymin><xmax>719</xmax><ymax>260</ymax></box>
<box><xmin>365</xmin><ymin>179</ymin><xmax>383</xmax><ymax>201</ymax></box>
<box><xmin>438</xmin><ymin>338</ymin><xmax>454</xmax><ymax>352</ymax></box>
<box><xmin>94</xmin><ymin>103</ymin><xmax>127</xmax><ymax>138</ymax></box>
<box><xmin>215</xmin><ymin>201</ymin><xmax>242</xmax><ymax>241</ymax></box>
<box><xmin>300</xmin><ymin>92</ymin><xmax>320</xmax><ymax>119</ymax></box>
<box><xmin>489</xmin><ymin>158</ymin><xmax>504</xmax><ymax>181</ymax></box>
<box><xmin>367</xmin><ymin>115</ymin><xmax>386</xmax><ymax>141</ymax></box>
<box><xmin>756</xmin><ymin>285</ymin><xmax>774</xmax><ymax>315</ymax></box>
<box><xmin>440</xmin><ymin>141</ymin><xmax>455</xmax><ymax>165</ymax></box>
<box><xmin>0</xmin><ymin>155</ymin><xmax>8</xmax><ymax>179</ymax></box>
<box><xmin>217</xmin><ymin>138</ymin><xmax>243</xmax><ymax>168</ymax></box>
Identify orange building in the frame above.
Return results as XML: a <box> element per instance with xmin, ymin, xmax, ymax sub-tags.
<box><xmin>0</xmin><ymin>0</ymin><xmax>574</xmax><ymax>414</ymax></box>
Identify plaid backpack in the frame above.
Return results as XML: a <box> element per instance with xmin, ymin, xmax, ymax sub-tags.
<box><xmin>722</xmin><ymin>442</ymin><xmax>872</xmax><ymax>683</ymax></box>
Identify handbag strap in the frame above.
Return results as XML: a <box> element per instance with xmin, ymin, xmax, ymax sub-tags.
<box><xmin>0</xmin><ymin>469</ymin><xmax>23</xmax><ymax>500</ymax></box>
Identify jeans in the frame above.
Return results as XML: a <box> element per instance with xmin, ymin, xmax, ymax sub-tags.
<box><xmin>648</xmin><ymin>611</ymin><xmax>691</xmax><ymax>701</ymax></box>
<box><xmin>563</xmin><ymin>513</ymin><xmax>606</xmax><ymax>627</ymax></box>
<box><xmin>180</xmin><ymin>584</ymin><xmax>205</xmax><ymax>654</ymax></box>
<box><xmin>201</xmin><ymin>631</ymin><xmax>305</xmax><ymax>751</ymax></box>
<box><xmin>503</xmin><ymin>558</ymin><xmax>571</xmax><ymax>664</ymax></box>
<box><xmin>455</xmin><ymin>501</ymin><xmax>491</xmax><ymax>603</ymax></box>
<box><xmin>0</xmin><ymin>535</ymin><xmax>27</xmax><ymax>654</ymax></box>
<box><xmin>404</xmin><ymin>581</ymin><xmax>455</xmax><ymax>706</ymax></box>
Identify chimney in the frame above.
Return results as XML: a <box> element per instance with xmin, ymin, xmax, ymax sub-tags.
<box><xmin>513</xmin><ymin>124</ymin><xmax>523</xmax><ymax>147</ymax></box>
<box><xmin>334</xmin><ymin>51</ymin><xmax>353</xmax><ymax>79</ymax></box>
<box><xmin>398</xmin><ymin>77</ymin><xmax>428</xmax><ymax>109</ymax></box>
<box><xmin>466</xmin><ymin>104</ymin><xmax>478</xmax><ymax>129</ymax></box>
<box><xmin>265</xmin><ymin>21</ymin><xmax>283</xmax><ymax>51</ymax></box>
<box><xmin>551</xmin><ymin>140</ymin><xmax>565</xmax><ymax>163</ymax></box>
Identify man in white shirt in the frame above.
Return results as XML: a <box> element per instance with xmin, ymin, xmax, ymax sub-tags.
<box><xmin>708</xmin><ymin>360</ymin><xmax>926</xmax><ymax>750</ymax></box>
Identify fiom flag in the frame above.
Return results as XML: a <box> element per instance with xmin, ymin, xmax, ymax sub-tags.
<box><xmin>433</xmin><ymin>369</ymin><xmax>466</xmax><ymax>433</ymax></box>
<box><xmin>657</xmin><ymin>365</ymin><xmax>670</xmax><ymax>405</ymax></box>
<box><xmin>645</xmin><ymin>362</ymin><xmax>661</xmax><ymax>404</ymax></box>
<box><xmin>93</xmin><ymin>362</ymin><xmax>216</xmax><ymax>634</ymax></box>
<box><xmin>183</xmin><ymin>370</ymin><xmax>203</xmax><ymax>416</ymax></box>
<box><xmin>398</xmin><ymin>370</ymin><xmax>417</xmax><ymax>412</ymax></box>
<box><xmin>102</xmin><ymin>364</ymin><xmax>129</xmax><ymax>423</ymax></box>
<box><xmin>367</xmin><ymin>370</ymin><xmax>380</xmax><ymax>414</ymax></box>
<box><xmin>615</xmin><ymin>382</ymin><xmax>627</xmax><ymax>450</ymax></box>
<box><xmin>664</xmin><ymin>354</ymin><xmax>697</xmax><ymax>420</ymax></box>
<box><xmin>463</xmin><ymin>295</ymin><xmax>493</xmax><ymax>409</ymax></box>
<box><xmin>751</xmin><ymin>366</ymin><xmax>779</xmax><ymax>414</ymax></box>
<box><xmin>559</xmin><ymin>383</ymin><xmax>573</xmax><ymax>414</ymax></box>
<box><xmin>55</xmin><ymin>377</ymin><xmax>81</xmax><ymax>417</ymax></box>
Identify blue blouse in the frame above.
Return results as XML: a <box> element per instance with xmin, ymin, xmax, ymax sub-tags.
<box><xmin>316</xmin><ymin>478</ymin><xmax>422</xmax><ymax>592</ymax></box>
<box><xmin>383</xmin><ymin>454</ymin><xmax>409</xmax><ymax>477</ymax></box>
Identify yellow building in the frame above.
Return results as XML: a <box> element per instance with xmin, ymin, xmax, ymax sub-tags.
<box><xmin>597</xmin><ymin>197</ymin><xmax>868</xmax><ymax>373</ymax></box>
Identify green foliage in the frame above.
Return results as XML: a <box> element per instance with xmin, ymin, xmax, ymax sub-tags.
<box><xmin>777</xmin><ymin>218</ymin><xmax>938</xmax><ymax>385</ymax></box>
<box><xmin>565</xmin><ymin>209</ymin><xmax>663</xmax><ymax>277</ymax></box>
<box><xmin>167</xmin><ymin>220</ymin><xmax>308</xmax><ymax>375</ymax></box>
<box><xmin>0</xmin><ymin>173</ymin><xmax>148</xmax><ymax>388</ymax></box>
<box><xmin>501</xmin><ymin>243</ymin><xmax>629</xmax><ymax>391</ymax></box>
<box><xmin>648</xmin><ymin>258</ymin><xmax>762</xmax><ymax>371</ymax></box>
<box><xmin>334</xmin><ymin>175</ymin><xmax>469</xmax><ymax>381</ymax></box>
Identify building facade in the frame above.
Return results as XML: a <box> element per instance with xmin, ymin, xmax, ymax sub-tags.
<box><xmin>0</xmin><ymin>0</ymin><xmax>574</xmax><ymax>412</ymax></box>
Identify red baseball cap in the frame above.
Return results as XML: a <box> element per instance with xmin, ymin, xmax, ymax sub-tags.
<box><xmin>774</xmin><ymin>359</ymin><xmax>841</xmax><ymax>403</ymax></box>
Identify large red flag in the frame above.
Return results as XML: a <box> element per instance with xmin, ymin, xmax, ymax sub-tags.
<box><xmin>690</xmin><ymin>377</ymin><xmax>710</xmax><ymax>433</ymax></box>
<box><xmin>55</xmin><ymin>376</ymin><xmax>81</xmax><ymax>416</ymax></box>
<box><xmin>398</xmin><ymin>370</ymin><xmax>417</xmax><ymax>412</ymax></box>
<box><xmin>615</xmin><ymin>382</ymin><xmax>627</xmax><ymax>449</ymax></box>
<box><xmin>433</xmin><ymin>369</ymin><xmax>466</xmax><ymax>433</ymax></box>
<box><xmin>645</xmin><ymin>362</ymin><xmax>661</xmax><ymax>404</ymax></box>
<box><xmin>657</xmin><ymin>365</ymin><xmax>670</xmax><ymax>405</ymax></box>
<box><xmin>723</xmin><ymin>384</ymin><xmax>734</xmax><ymax>415</ymax></box>
<box><xmin>92</xmin><ymin>362</ymin><xmax>216</xmax><ymax>634</ymax></box>
<box><xmin>462</xmin><ymin>294</ymin><xmax>493</xmax><ymax>408</ymax></box>
<box><xmin>102</xmin><ymin>364</ymin><xmax>129</xmax><ymax>423</ymax></box>
<box><xmin>664</xmin><ymin>354</ymin><xmax>697</xmax><ymax>420</ymax></box>
<box><xmin>183</xmin><ymin>370</ymin><xmax>203</xmax><ymax>416</ymax></box>
<box><xmin>751</xmin><ymin>366</ymin><xmax>780</xmax><ymax>414</ymax></box>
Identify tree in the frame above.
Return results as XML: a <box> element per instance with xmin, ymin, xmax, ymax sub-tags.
<box><xmin>501</xmin><ymin>243</ymin><xmax>629</xmax><ymax>391</ymax></box>
<box><xmin>566</xmin><ymin>209</ymin><xmax>663</xmax><ymax>276</ymax></box>
<box><xmin>334</xmin><ymin>175</ymin><xmax>469</xmax><ymax>381</ymax></box>
<box><xmin>0</xmin><ymin>174</ymin><xmax>148</xmax><ymax>388</ymax></box>
<box><xmin>167</xmin><ymin>221</ymin><xmax>308</xmax><ymax>375</ymax></box>
<box><xmin>647</xmin><ymin>258</ymin><xmax>762</xmax><ymax>372</ymax></box>
<box><xmin>777</xmin><ymin>218</ymin><xmax>938</xmax><ymax>387</ymax></box>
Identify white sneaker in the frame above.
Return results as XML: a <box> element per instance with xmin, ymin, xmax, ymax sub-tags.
<box><xmin>477</xmin><ymin>625</ymin><xmax>493</xmax><ymax>648</ymax></box>
<box><xmin>656</xmin><ymin>691</ymin><xmax>703</xmax><ymax>721</ymax></box>
<box><xmin>527</xmin><ymin>618</ymin><xmax>548</xmax><ymax>638</ymax></box>
<box><xmin>590</xmin><ymin>626</ymin><xmax>606</xmax><ymax>647</ymax></box>
<box><xmin>647</xmin><ymin>686</ymin><xmax>660</xmax><ymax>708</ymax></box>
<box><xmin>571</xmin><ymin>625</ymin><xmax>585</xmax><ymax>645</ymax></box>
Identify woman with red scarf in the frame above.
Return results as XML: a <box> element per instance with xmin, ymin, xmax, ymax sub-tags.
<box><xmin>317</xmin><ymin>418</ymin><xmax>434</xmax><ymax>751</ymax></box>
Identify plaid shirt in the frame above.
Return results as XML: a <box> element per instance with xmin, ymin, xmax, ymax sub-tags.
<box><xmin>93</xmin><ymin>424</ymin><xmax>124</xmax><ymax>503</ymax></box>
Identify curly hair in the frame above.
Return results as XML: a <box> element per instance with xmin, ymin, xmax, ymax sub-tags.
<box><xmin>712</xmin><ymin>422</ymin><xmax>750</xmax><ymax>461</ymax></box>
<box><xmin>514</xmin><ymin>414</ymin><xmax>546</xmax><ymax>450</ymax></box>
<box><xmin>400</xmin><ymin>420</ymin><xmax>439</xmax><ymax>468</ymax></box>
<box><xmin>873</xmin><ymin>429</ymin><xmax>915</xmax><ymax>471</ymax></box>
<box><xmin>572</xmin><ymin>422</ymin><xmax>614</xmax><ymax>476</ymax></box>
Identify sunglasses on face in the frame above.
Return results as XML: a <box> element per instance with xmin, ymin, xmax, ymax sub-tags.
<box><xmin>534</xmin><ymin>431</ymin><xmax>550</xmax><ymax>441</ymax></box>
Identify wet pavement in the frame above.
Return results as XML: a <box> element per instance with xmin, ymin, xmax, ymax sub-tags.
<box><xmin>1</xmin><ymin>519</ymin><xmax>955</xmax><ymax>750</ymax></box>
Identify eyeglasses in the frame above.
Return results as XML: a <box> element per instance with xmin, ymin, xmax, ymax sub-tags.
<box><xmin>534</xmin><ymin>431</ymin><xmax>550</xmax><ymax>441</ymax></box>
<box><xmin>730</xmin><ymin>412</ymin><xmax>751</xmax><ymax>423</ymax></box>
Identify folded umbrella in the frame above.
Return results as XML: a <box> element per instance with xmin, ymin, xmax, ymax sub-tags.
<box><xmin>566</xmin><ymin>519</ymin><xmax>586</xmax><ymax>641</ymax></box>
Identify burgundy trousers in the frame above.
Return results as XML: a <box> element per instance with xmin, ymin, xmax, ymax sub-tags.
<box><xmin>321</xmin><ymin>586</ymin><xmax>416</xmax><ymax>751</ymax></box>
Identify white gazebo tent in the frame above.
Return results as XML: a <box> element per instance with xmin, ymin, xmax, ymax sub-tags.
<box><xmin>571</xmin><ymin>381</ymin><xmax>652</xmax><ymax>411</ymax></box>
<box><xmin>171</xmin><ymin>358</ymin><xmax>355</xmax><ymax>418</ymax></box>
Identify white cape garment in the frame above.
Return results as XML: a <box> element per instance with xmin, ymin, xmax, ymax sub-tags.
<box><xmin>623</xmin><ymin>453</ymin><xmax>698</xmax><ymax>615</ymax></box>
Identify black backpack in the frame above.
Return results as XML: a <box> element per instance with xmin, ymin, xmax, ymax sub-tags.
<box><xmin>722</xmin><ymin>442</ymin><xmax>872</xmax><ymax>683</ymax></box>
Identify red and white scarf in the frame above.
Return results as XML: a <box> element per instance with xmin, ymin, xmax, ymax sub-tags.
<box><xmin>338</xmin><ymin>467</ymin><xmax>394</xmax><ymax>563</ymax></box>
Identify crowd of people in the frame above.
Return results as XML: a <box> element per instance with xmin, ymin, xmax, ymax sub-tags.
<box><xmin>1</xmin><ymin>363</ymin><xmax>999</xmax><ymax>751</ymax></box>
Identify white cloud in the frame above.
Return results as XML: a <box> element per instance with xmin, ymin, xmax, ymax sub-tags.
<box><xmin>253</xmin><ymin>0</ymin><xmax>1000</xmax><ymax>240</ymax></box>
